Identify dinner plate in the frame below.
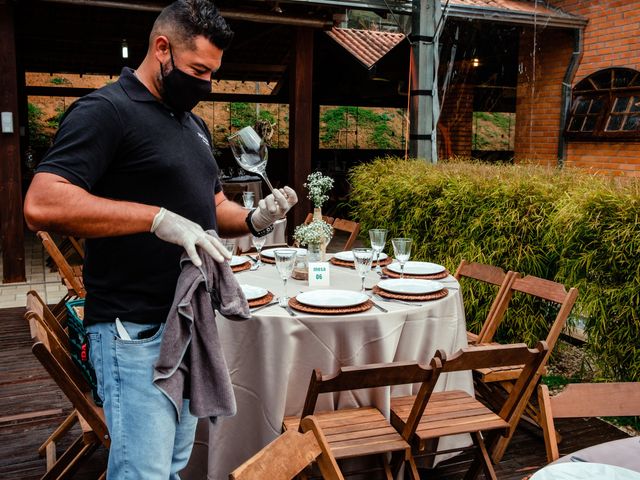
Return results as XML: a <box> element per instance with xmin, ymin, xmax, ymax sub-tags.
<box><xmin>387</xmin><ymin>261</ymin><xmax>446</xmax><ymax>275</ymax></box>
<box><xmin>229</xmin><ymin>255</ymin><xmax>250</xmax><ymax>267</ymax></box>
<box><xmin>260</xmin><ymin>247</ymin><xmax>307</xmax><ymax>259</ymax></box>
<box><xmin>296</xmin><ymin>290</ymin><xmax>369</xmax><ymax>308</ymax></box>
<box><xmin>334</xmin><ymin>251</ymin><xmax>388</xmax><ymax>262</ymax></box>
<box><xmin>377</xmin><ymin>279</ymin><xmax>445</xmax><ymax>295</ymax></box>
<box><xmin>240</xmin><ymin>284</ymin><xmax>269</xmax><ymax>301</ymax></box>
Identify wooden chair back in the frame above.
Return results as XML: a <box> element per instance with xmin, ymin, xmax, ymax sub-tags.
<box><xmin>304</xmin><ymin>212</ymin><xmax>335</xmax><ymax>225</ymax></box>
<box><xmin>401</xmin><ymin>342</ymin><xmax>548</xmax><ymax>441</ymax></box>
<box><xmin>38</xmin><ymin>231</ymin><xmax>86</xmax><ymax>298</ymax></box>
<box><xmin>25</xmin><ymin>304</ymin><xmax>109</xmax><ymax>446</ymax></box>
<box><xmin>330</xmin><ymin>218</ymin><xmax>360</xmax><ymax>251</ymax></box>
<box><xmin>489</xmin><ymin>275</ymin><xmax>579</xmax><ymax>356</ymax></box>
<box><xmin>453</xmin><ymin>260</ymin><xmax>517</xmax><ymax>344</ymax></box>
<box><xmin>230</xmin><ymin>416</ymin><xmax>345</xmax><ymax>480</ymax></box>
<box><xmin>538</xmin><ymin>382</ymin><xmax>640</xmax><ymax>462</ymax></box>
<box><xmin>300</xmin><ymin>360</ymin><xmax>442</xmax><ymax>421</ymax></box>
<box><xmin>27</xmin><ymin>290</ymin><xmax>69</xmax><ymax>343</ymax></box>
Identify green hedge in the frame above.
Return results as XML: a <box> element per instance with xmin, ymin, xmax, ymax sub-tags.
<box><xmin>349</xmin><ymin>157</ymin><xmax>640</xmax><ymax>381</ymax></box>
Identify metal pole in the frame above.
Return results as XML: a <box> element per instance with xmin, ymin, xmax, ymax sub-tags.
<box><xmin>410</xmin><ymin>0</ymin><xmax>440</xmax><ymax>163</ymax></box>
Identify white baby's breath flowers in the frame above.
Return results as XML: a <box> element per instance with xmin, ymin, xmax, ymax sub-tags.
<box><xmin>294</xmin><ymin>220</ymin><xmax>333</xmax><ymax>246</ymax></box>
<box><xmin>304</xmin><ymin>171</ymin><xmax>334</xmax><ymax>208</ymax></box>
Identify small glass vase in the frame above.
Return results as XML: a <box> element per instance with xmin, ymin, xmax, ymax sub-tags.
<box><xmin>312</xmin><ymin>207</ymin><xmax>328</xmax><ymax>261</ymax></box>
<box><xmin>307</xmin><ymin>242</ymin><xmax>322</xmax><ymax>262</ymax></box>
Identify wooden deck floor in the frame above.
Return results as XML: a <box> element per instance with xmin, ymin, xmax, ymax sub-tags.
<box><xmin>0</xmin><ymin>305</ymin><xmax>631</xmax><ymax>480</ymax></box>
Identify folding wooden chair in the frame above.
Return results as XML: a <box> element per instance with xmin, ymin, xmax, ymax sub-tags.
<box><xmin>37</xmin><ymin>231</ymin><xmax>85</xmax><ymax>322</ymax></box>
<box><xmin>473</xmin><ymin>274</ymin><xmax>579</xmax><ymax>462</ymax></box>
<box><xmin>453</xmin><ymin>260</ymin><xmax>517</xmax><ymax>345</ymax></box>
<box><xmin>329</xmin><ymin>218</ymin><xmax>360</xmax><ymax>251</ymax></box>
<box><xmin>230</xmin><ymin>416</ymin><xmax>345</xmax><ymax>480</ymax></box>
<box><xmin>25</xmin><ymin>298</ymin><xmax>108</xmax><ymax>480</ymax></box>
<box><xmin>390</xmin><ymin>342</ymin><xmax>548</xmax><ymax>480</ymax></box>
<box><xmin>538</xmin><ymin>383</ymin><xmax>640</xmax><ymax>463</ymax></box>
<box><xmin>282</xmin><ymin>360</ymin><xmax>442</xmax><ymax>479</ymax></box>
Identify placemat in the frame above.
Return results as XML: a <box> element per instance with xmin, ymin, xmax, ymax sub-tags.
<box><xmin>288</xmin><ymin>297</ymin><xmax>373</xmax><ymax>315</ymax></box>
<box><xmin>248</xmin><ymin>291</ymin><xmax>274</xmax><ymax>308</ymax></box>
<box><xmin>381</xmin><ymin>267</ymin><xmax>450</xmax><ymax>280</ymax></box>
<box><xmin>259</xmin><ymin>255</ymin><xmax>276</xmax><ymax>264</ymax></box>
<box><xmin>329</xmin><ymin>256</ymin><xmax>393</xmax><ymax>269</ymax></box>
<box><xmin>372</xmin><ymin>285</ymin><xmax>449</xmax><ymax>301</ymax></box>
<box><xmin>232</xmin><ymin>261</ymin><xmax>251</xmax><ymax>273</ymax></box>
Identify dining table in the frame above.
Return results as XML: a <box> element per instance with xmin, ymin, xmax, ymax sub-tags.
<box><xmin>205</xmin><ymin>253</ymin><xmax>474</xmax><ymax>480</ymax></box>
<box><xmin>531</xmin><ymin>462</ymin><xmax>640</xmax><ymax>480</ymax></box>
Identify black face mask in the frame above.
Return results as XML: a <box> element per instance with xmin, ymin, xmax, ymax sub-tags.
<box><xmin>160</xmin><ymin>45</ymin><xmax>211</xmax><ymax>112</ymax></box>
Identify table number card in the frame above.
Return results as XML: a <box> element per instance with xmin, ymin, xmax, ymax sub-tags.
<box><xmin>309</xmin><ymin>262</ymin><xmax>330</xmax><ymax>287</ymax></box>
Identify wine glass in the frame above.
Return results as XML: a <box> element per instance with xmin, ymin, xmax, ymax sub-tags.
<box><xmin>274</xmin><ymin>249</ymin><xmax>297</xmax><ymax>307</ymax></box>
<box><xmin>391</xmin><ymin>238</ymin><xmax>413</xmax><ymax>279</ymax></box>
<box><xmin>352</xmin><ymin>248</ymin><xmax>374</xmax><ymax>293</ymax></box>
<box><xmin>251</xmin><ymin>235</ymin><xmax>267</xmax><ymax>267</ymax></box>
<box><xmin>369</xmin><ymin>229</ymin><xmax>388</xmax><ymax>275</ymax></box>
<box><xmin>227</xmin><ymin>126</ymin><xmax>275</xmax><ymax>195</ymax></box>
<box><xmin>221</xmin><ymin>238</ymin><xmax>236</xmax><ymax>257</ymax></box>
<box><xmin>242</xmin><ymin>191</ymin><xmax>255</xmax><ymax>209</ymax></box>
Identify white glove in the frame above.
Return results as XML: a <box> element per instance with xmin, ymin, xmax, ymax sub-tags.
<box><xmin>151</xmin><ymin>208</ymin><xmax>232</xmax><ymax>266</ymax></box>
<box><xmin>251</xmin><ymin>186</ymin><xmax>298</xmax><ymax>231</ymax></box>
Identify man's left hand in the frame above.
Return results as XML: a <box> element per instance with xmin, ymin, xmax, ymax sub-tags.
<box><xmin>251</xmin><ymin>186</ymin><xmax>298</xmax><ymax>231</ymax></box>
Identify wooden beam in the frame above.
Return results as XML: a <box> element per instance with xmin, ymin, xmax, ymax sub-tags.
<box><xmin>0</xmin><ymin>1</ymin><xmax>26</xmax><ymax>283</ymax></box>
<box><xmin>288</xmin><ymin>28</ymin><xmax>314</xmax><ymax>235</ymax></box>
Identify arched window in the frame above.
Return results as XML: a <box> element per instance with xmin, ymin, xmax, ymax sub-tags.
<box><xmin>566</xmin><ymin>68</ymin><xmax>640</xmax><ymax>140</ymax></box>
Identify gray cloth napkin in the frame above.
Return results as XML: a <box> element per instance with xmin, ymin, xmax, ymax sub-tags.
<box><xmin>153</xmin><ymin>231</ymin><xmax>250</xmax><ymax>421</ymax></box>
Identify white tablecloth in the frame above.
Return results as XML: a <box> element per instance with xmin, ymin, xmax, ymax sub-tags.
<box><xmin>232</xmin><ymin>218</ymin><xmax>287</xmax><ymax>253</ymax></box>
<box><xmin>206</xmin><ymin>261</ymin><xmax>472</xmax><ymax>479</ymax></box>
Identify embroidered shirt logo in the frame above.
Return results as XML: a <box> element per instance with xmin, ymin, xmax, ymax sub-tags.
<box><xmin>196</xmin><ymin>131</ymin><xmax>210</xmax><ymax>147</ymax></box>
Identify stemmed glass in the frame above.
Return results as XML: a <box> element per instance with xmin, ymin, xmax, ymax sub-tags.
<box><xmin>242</xmin><ymin>191</ymin><xmax>255</xmax><ymax>209</ymax></box>
<box><xmin>274</xmin><ymin>249</ymin><xmax>297</xmax><ymax>307</ymax></box>
<box><xmin>352</xmin><ymin>248</ymin><xmax>374</xmax><ymax>293</ymax></box>
<box><xmin>227</xmin><ymin>126</ymin><xmax>276</xmax><ymax>195</ymax></box>
<box><xmin>251</xmin><ymin>235</ymin><xmax>267</xmax><ymax>268</ymax></box>
<box><xmin>369</xmin><ymin>229</ymin><xmax>388</xmax><ymax>275</ymax></box>
<box><xmin>391</xmin><ymin>238</ymin><xmax>413</xmax><ymax>279</ymax></box>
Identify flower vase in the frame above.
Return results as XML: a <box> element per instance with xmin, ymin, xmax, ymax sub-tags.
<box><xmin>307</xmin><ymin>242</ymin><xmax>322</xmax><ymax>263</ymax></box>
<box><xmin>312</xmin><ymin>207</ymin><xmax>328</xmax><ymax>261</ymax></box>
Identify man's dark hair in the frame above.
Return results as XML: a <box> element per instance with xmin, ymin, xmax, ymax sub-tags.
<box><xmin>151</xmin><ymin>0</ymin><xmax>234</xmax><ymax>51</ymax></box>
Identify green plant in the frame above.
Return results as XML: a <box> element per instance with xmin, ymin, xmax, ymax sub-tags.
<box><xmin>47</xmin><ymin>106</ymin><xmax>66</xmax><ymax>129</ymax></box>
<box><xmin>50</xmin><ymin>76</ymin><xmax>71</xmax><ymax>85</ymax></box>
<box><xmin>320</xmin><ymin>106</ymin><xmax>400</xmax><ymax>149</ymax></box>
<box><xmin>349</xmin><ymin>157</ymin><xmax>640</xmax><ymax>381</ymax></box>
<box><xmin>27</xmin><ymin>102</ymin><xmax>50</xmax><ymax>148</ymax></box>
<box><xmin>230</xmin><ymin>103</ymin><xmax>275</xmax><ymax>129</ymax></box>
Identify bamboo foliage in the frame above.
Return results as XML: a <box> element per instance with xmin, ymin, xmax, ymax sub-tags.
<box><xmin>349</xmin><ymin>158</ymin><xmax>640</xmax><ymax>381</ymax></box>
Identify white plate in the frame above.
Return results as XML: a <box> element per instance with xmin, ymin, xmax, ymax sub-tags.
<box><xmin>334</xmin><ymin>251</ymin><xmax>388</xmax><ymax>262</ymax></box>
<box><xmin>387</xmin><ymin>261</ymin><xmax>446</xmax><ymax>275</ymax></box>
<box><xmin>240</xmin><ymin>284</ymin><xmax>269</xmax><ymax>301</ymax></box>
<box><xmin>377</xmin><ymin>279</ymin><xmax>444</xmax><ymax>295</ymax></box>
<box><xmin>229</xmin><ymin>255</ymin><xmax>250</xmax><ymax>267</ymax></box>
<box><xmin>260</xmin><ymin>247</ymin><xmax>307</xmax><ymax>259</ymax></box>
<box><xmin>296</xmin><ymin>290</ymin><xmax>369</xmax><ymax>308</ymax></box>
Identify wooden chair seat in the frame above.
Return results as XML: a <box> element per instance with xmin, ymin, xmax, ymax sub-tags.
<box><xmin>476</xmin><ymin>364</ymin><xmax>547</xmax><ymax>383</ymax></box>
<box><xmin>390</xmin><ymin>390</ymin><xmax>510</xmax><ymax>447</ymax></box>
<box><xmin>284</xmin><ymin>407</ymin><xmax>410</xmax><ymax>460</ymax></box>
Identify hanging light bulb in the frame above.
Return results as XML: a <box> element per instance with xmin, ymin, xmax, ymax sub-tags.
<box><xmin>121</xmin><ymin>39</ymin><xmax>129</xmax><ymax>59</ymax></box>
<box><xmin>472</xmin><ymin>58</ymin><xmax>480</xmax><ymax>68</ymax></box>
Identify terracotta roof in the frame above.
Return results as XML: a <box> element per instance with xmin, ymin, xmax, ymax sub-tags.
<box><xmin>326</xmin><ymin>28</ymin><xmax>406</xmax><ymax>69</ymax></box>
<box><xmin>450</xmin><ymin>0</ymin><xmax>573</xmax><ymax>18</ymax></box>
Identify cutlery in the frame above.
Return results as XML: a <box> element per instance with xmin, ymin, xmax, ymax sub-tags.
<box><xmin>281</xmin><ymin>304</ymin><xmax>297</xmax><ymax>317</ymax></box>
<box><xmin>250</xmin><ymin>262</ymin><xmax>261</xmax><ymax>271</ymax></box>
<box><xmin>250</xmin><ymin>300</ymin><xmax>278</xmax><ymax>313</ymax></box>
<box><xmin>246</xmin><ymin>255</ymin><xmax>258</xmax><ymax>263</ymax></box>
<box><xmin>369</xmin><ymin>300</ymin><xmax>388</xmax><ymax>313</ymax></box>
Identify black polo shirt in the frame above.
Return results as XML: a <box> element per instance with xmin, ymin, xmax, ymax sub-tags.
<box><xmin>37</xmin><ymin>67</ymin><xmax>222</xmax><ymax>325</ymax></box>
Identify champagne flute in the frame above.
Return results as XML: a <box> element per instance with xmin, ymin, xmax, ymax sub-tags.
<box><xmin>242</xmin><ymin>191</ymin><xmax>255</xmax><ymax>209</ymax></box>
<box><xmin>369</xmin><ymin>229</ymin><xmax>388</xmax><ymax>275</ymax></box>
<box><xmin>274</xmin><ymin>249</ymin><xmax>297</xmax><ymax>307</ymax></box>
<box><xmin>391</xmin><ymin>238</ymin><xmax>413</xmax><ymax>279</ymax></box>
<box><xmin>251</xmin><ymin>235</ymin><xmax>267</xmax><ymax>268</ymax></box>
<box><xmin>227</xmin><ymin>126</ymin><xmax>276</xmax><ymax>195</ymax></box>
<box><xmin>352</xmin><ymin>248</ymin><xmax>374</xmax><ymax>293</ymax></box>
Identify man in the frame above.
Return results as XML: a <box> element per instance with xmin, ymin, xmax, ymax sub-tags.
<box><xmin>24</xmin><ymin>1</ymin><xmax>297</xmax><ymax>478</ymax></box>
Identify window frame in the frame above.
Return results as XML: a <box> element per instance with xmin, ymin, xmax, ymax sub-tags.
<box><xmin>565</xmin><ymin>68</ymin><xmax>640</xmax><ymax>141</ymax></box>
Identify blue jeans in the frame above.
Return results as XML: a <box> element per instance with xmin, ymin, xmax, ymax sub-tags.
<box><xmin>87</xmin><ymin>320</ymin><xmax>198</xmax><ymax>480</ymax></box>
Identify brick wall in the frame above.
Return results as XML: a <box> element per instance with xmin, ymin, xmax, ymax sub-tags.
<box><xmin>515</xmin><ymin>0</ymin><xmax>640</xmax><ymax>176</ymax></box>
<box><xmin>439</xmin><ymin>82</ymin><xmax>473</xmax><ymax>158</ymax></box>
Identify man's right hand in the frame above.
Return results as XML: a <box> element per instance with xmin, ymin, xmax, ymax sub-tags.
<box><xmin>151</xmin><ymin>208</ymin><xmax>231</xmax><ymax>266</ymax></box>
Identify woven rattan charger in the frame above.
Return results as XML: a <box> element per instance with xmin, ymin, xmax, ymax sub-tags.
<box><xmin>329</xmin><ymin>256</ymin><xmax>393</xmax><ymax>269</ymax></box>
<box><xmin>248</xmin><ymin>291</ymin><xmax>274</xmax><ymax>308</ymax></box>
<box><xmin>372</xmin><ymin>285</ymin><xmax>449</xmax><ymax>301</ymax></box>
<box><xmin>231</xmin><ymin>261</ymin><xmax>251</xmax><ymax>273</ymax></box>
<box><xmin>381</xmin><ymin>267</ymin><xmax>449</xmax><ymax>280</ymax></box>
<box><xmin>288</xmin><ymin>297</ymin><xmax>374</xmax><ymax>314</ymax></box>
